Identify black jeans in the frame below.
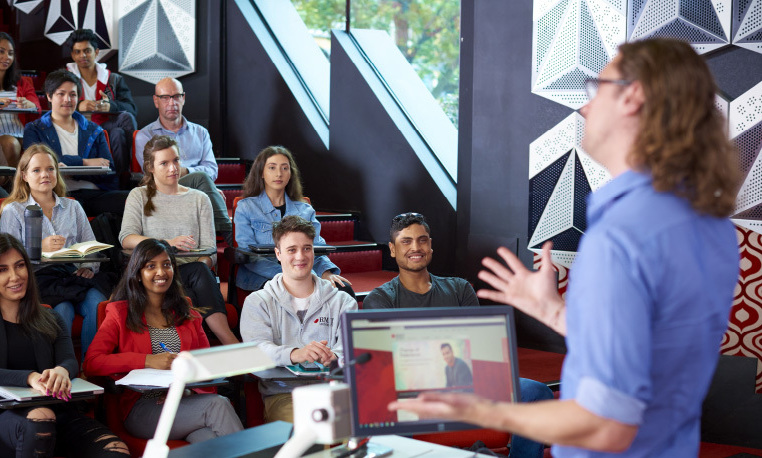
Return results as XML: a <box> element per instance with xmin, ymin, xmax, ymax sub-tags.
<box><xmin>0</xmin><ymin>404</ymin><xmax>125</xmax><ymax>458</ymax></box>
<box><xmin>179</xmin><ymin>261</ymin><xmax>227</xmax><ymax>319</ymax></box>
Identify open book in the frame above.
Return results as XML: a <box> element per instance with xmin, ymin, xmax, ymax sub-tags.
<box><xmin>42</xmin><ymin>241</ymin><xmax>113</xmax><ymax>258</ymax></box>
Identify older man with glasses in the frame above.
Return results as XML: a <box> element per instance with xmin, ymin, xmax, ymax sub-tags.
<box><xmin>134</xmin><ymin>77</ymin><xmax>232</xmax><ymax>240</ymax></box>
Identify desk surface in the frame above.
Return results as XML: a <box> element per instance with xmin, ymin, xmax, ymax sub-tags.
<box><xmin>166</xmin><ymin>422</ymin><xmax>492</xmax><ymax>458</ymax></box>
<box><xmin>251</xmin><ymin>367</ymin><xmax>326</xmax><ymax>382</ymax></box>
<box><xmin>166</xmin><ymin>420</ymin><xmax>306</xmax><ymax>457</ymax></box>
<box><xmin>32</xmin><ymin>254</ymin><xmax>110</xmax><ymax>265</ymax></box>
<box><xmin>122</xmin><ymin>247</ymin><xmax>216</xmax><ymax>258</ymax></box>
<box><xmin>59</xmin><ymin>166</ymin><xmax>114</xmax><ymax>176</ymax></box>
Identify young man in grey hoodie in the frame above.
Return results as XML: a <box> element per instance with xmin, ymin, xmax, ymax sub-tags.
<box><xmin>240</xmin><ymin>215</ymin><xmax>357</xmax><ymax>422</ymax></box>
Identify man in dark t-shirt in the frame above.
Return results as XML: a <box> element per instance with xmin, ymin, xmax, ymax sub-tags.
<box><xmin>363</xmin><ymin>212</ymin><xmax>474</xmax><ymax>309</ymax></box>
<box><xmin>364</xmin><ymin>212</ymin><xmax>553</xmax><ymax>458</ymax></box>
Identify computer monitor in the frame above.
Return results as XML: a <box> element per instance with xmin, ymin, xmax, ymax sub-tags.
<box><xmin>341</xmin><ymin>306</ymin><xmax>520</xmax><ymax>437</ymax></box>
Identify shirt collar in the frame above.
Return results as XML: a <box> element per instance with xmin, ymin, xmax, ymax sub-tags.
<box><xmin>255</xmin><ymin>192</ymin><xmax>292</xmax><ymax>214</ymax></box>
<box><xmin>587</xmin><ymin>170</ymin><xmax>652</xmax><ymax>224</ymax></box>
<box><xmin>24</xmin><ymin>193</ymin><xmax>64</xmax><ymax>209</ymax></box>
<box><xmin>152</xmin><ymin>116</ymin><xmax>188</xmax><ymax>135</ymax></box>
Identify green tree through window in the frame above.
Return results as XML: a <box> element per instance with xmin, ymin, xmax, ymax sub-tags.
<box><xmin>290</xmin><ymin>0</ymin><xmax>461</xmax><ymax>125</ymax></box>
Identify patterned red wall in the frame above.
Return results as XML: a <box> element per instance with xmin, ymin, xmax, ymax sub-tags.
<box><xmin>535</xmin><ymin>226</ymin><xmax>762</xmax><ymax>394</ymax></box>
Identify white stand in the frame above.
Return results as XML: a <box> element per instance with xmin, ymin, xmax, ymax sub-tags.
<box><xmin>141</xmin><ymin>342</ymin><xmax>275</xmax><ymax>458</ymax></box>
<box><xmin>274</xmin><ymin>382</ymin><xmax>353</xmax><ymax>458</ymax></box>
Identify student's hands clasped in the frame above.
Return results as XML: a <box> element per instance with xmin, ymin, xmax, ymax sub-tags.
<box><xmin>145</xmin><ymin>352</ymin><xmax>177</xmax><ymax>370</ymax></box>
<box><xmin>27</xmin><ymin>366</ymin><xmax>72</xmax><ymax>400</ymax></box>
<box><xmin>291</xmin><ymin>340</ymin><xmax>335</xmax><ymax>365</ymax></box>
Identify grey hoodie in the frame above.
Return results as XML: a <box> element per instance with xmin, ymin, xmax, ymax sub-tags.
<box><xmin>240</xmin><ymin>273</ymin><xmax>357</xmax><ymax>396</ymax></box>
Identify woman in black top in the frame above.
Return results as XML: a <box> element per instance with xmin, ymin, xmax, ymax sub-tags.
<box><xmin>0</xmin><ymin>233</ymin><xmax>127</xmax><ymax>457</ymax></box>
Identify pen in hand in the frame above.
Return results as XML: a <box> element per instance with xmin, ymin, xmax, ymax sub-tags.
<box><xmin>159</xmin><ymin>342</ymin><xmax>176</xmax><ymax>354</ymax></box>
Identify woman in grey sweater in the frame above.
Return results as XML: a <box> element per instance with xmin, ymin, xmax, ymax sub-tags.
<box><xmin>119</xmin><ymin>135</ymin><xmax>238</xmax><ymax>345</ymax></box>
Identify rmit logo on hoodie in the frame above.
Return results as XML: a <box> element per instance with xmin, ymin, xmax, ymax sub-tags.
<box><xmin>314</xmin><ymin>316</ymin><xmax>333</xmax><ymax>327</ymax></box>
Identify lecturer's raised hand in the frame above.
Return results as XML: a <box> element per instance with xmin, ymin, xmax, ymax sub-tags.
<box><xmin>477</xmin><ymin>241</ymin><xmax>567</xmax><ymax>336</ymax></box>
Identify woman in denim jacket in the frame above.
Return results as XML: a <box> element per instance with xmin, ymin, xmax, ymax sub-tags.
<box><xmin>234</xmin><ymin>146</ymin><xmax>352</xmax><ymax>293</ymax></box>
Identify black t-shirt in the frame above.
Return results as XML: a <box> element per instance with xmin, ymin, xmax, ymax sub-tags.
<box><xmin>275</xmin><ymin>203</ymin><xmax>286</xmax><ymax>219</ymax></box>
<box><xmin>362</xmin><ymin>274</ymin><xmax>478</xmax><ymax>309</ymax></box>
<box><xmin>4</xmin><ymin>320</ymin><xmax>37</xmax><ymax>371</ymax></box>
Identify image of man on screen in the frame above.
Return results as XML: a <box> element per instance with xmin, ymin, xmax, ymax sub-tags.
<box><xmin>441</xmin><ymin>343</ymin><xmax>473</xmax><ymax>388</ymax></box>
<box><xmin>389</xmin><ymin>38</ymin><xmax>740</xmax><ymax>457</ymax></box>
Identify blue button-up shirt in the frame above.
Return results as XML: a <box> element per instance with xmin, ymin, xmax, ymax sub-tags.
<box><xmin>0</xmin><ymin>194</ymin><xmax>99</xmax><ymax>272</ymax></box>
<box><xmin>134</xmin><ymin>116</ymin><xmax>218</xmax><ymax>180</ymax></box>
<box><xmin>554</xmin><ymin>170</ymin><xmax>738</xmax><ymax>457</ymax></box>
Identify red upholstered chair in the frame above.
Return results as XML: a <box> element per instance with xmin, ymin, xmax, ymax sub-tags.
<box><xmin>130</xmin><ymin>130</ymin><xmax>141</xmax><ymax>173</ymax></box>
<box><xmin>94</xmin><ymin>300</ymin><xmax>189</xmax><ymax>457</ymax></box>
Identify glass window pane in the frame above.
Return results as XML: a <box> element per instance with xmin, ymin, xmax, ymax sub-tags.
<box><xmin>290</xmin><ymin>0</ymin><xmax>461</xmax><ymax>125</ymax></box>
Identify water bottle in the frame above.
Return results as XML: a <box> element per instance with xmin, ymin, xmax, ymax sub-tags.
<box><xmin>24</xmin><ymin>205</ymin><xmax>43</xmax><ymax>261</ymax></box>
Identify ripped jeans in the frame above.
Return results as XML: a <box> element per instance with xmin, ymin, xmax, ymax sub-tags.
<box><xmin>0</xmin><ymin>404</ymin><xmax>128</xmax><ymax>458</ymax></box>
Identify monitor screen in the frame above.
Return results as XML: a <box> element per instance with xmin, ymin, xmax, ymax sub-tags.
<box><xmin>341</xmin><ymin>306</ymin><xmax>520</xmax><ymax>437</ymax></box>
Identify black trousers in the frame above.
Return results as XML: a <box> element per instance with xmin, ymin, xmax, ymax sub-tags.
<box><xmin>0</xmin><ymin>403</ymin><xmax>124</xmax><ymax>458</ymax></box>
<box><xmin>179</xmin><ymin>261</ymin><xmax>228</xmax><ymax>320</ymax></box>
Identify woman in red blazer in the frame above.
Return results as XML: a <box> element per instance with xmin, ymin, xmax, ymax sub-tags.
<box><xmin>84</xmin><ymin>238</ymin><xmax>242</xmax><ymax>442</ymax></box>
<box><xmin>0</xmin><ymin>32</ymin><xmax>41</xmax><ymax>170</ymax></box>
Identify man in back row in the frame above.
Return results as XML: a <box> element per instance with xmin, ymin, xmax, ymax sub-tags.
<box><xmin>64</xmin><ymin>28</ymin><xmax>137</xmax><ymax>176</ymax></box>
<box><xmin>364</xmin><ymin>212</ymin><xmax>554</xmax><ymax>458</ymax></box>
<box><xmin>135</xmin><ymin>77</ymin><xmax>232</xmax><ymax>239</ymax></box>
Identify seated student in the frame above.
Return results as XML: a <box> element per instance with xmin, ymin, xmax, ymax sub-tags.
<box><xmin>0</xmin><ymin>32</ymin><xmax>40</xmax><ymax>171</ymax></box>
<box><xmin>134</xmin><ymin>78</ymin><xmax>231</xmax><ymax>238</ymax></box>
<box><xmin>363</xmin><ymin>212</ymin><xmax>554</xmax><ymax>458</ymax></box>
<box><xmin>84</xmin><ymin>238</ymin><xmax>243</xmax><ymax>443</ymax></box>
<box><xmin>239</xmin><ymin>215</ymin><xmax>357</xmax><ymax>422</ymax></box>
<box><xmin>119</xmin><ymin>135</ymin><xmax>238</xmax><ymax>345</ymax></box>
<box><xmin>64</xmin><ymin>29</ymin><xmax>138</xmax><ymax>176</ymax></box>
<box><xmin>0</xmin><ymin>144</ymin><xmax>108</xmax><ymax>360</ymax></box>
<box><xmin>0</xmin><ymin>233</ymin><xmax>128</xmax><ymax>458</ymax></box>
<box><xmin>235</xmin><ymin>146</ymin><xmax>351</xmax><ymax>294</ymax></box>
<box><xmin>22</xmin><ymin>69</ymin><xmax>128</xmax><ymax>217</ymax></box>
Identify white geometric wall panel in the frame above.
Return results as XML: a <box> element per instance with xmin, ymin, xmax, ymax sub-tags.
<box><xmin>532</xmin><ymin>0</ymin><xmax>626</xmax><ymax>110</ymax></box>
<box><xmin>13</xmin><ymin>0</ymin><xmax>43</xmax><ymax>15</ymax></box>
<box><xmin>627</xmin><ymin>0</ymin><xmax>731</xmax><ymax>54</ymax></box>
<box><xmin>732</xmin><ymin>0</ymin><xmax>762</xmax><ymax>54</ymax></box>
<box><xmin>730</xmin><ymin>80</ymin><xmax>762</xmax><ymax>232</ymax></box>
<box><xmin>45</xmin><ymin>0</ymin><xmax>77</xmax><ymax>45</ymax></box>
<box><xmin>528</xmin><ymin>113</ymin><xmax>612</xmax><ymax>268</ymax></box>
<box><xmin>79</xmin><ymin>0</ymin><xmax>115</xmax><ymax>55</ymax></box>
<box><xmin>119</xmin><ymin>0</ymin><xmax>196</xmax><ymax>84</ymax></box>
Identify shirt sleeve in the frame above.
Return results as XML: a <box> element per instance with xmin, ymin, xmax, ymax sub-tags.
<box><xmin>565</xmin><ymin>227</ymin><xmax>652</xmax><ymax>425</ymax></box>
<box><xmin>119</xmin><ymin>189</ymin><xmax>145</xmax><ymax>244</ymax></box>
<box><xmin>362</xmin><ymin>289</ymin><xmax>393</xmax><ymax>309</ymax></box>
<box><xmin>186</xmin><ymin>128</ymin><xmax>218</xmax><ymax>181</ymax></box>
<box><xmin>0</xmin><ymin>205</ymin><xmax>24</xmax><ymax>242</ymax></box>
<box><xmin>239</xmin><ymin>295</ymin><xmax>296</xmax><ymax>366</ymax></box>
<box><xmin>134</xmin><ymin>128</ymin><xmax>150</xmax><ymax>172</ymax></box>
<box><xmin>196</xmin><ymin>192</ymin><xmax>217</xmax><ymax>265</ymax></box>
<box><xmin>303</xmin><ymin>203</ymin><xmax>340</xmax><ymax>276</ymax></box>
<box><xmin>459</xmin><ymin>280</ymin><xmax>479</xmax><ymax>306</ymax></box>
<box><xmin>109</xmin><ymin>75</ymin><xmax>137</xmax><ymax>117</ymax></box>
<box><xmin>332</xmin><ymin>293</ymin><xmax>358</xmax><ymax>363</ymax></box>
